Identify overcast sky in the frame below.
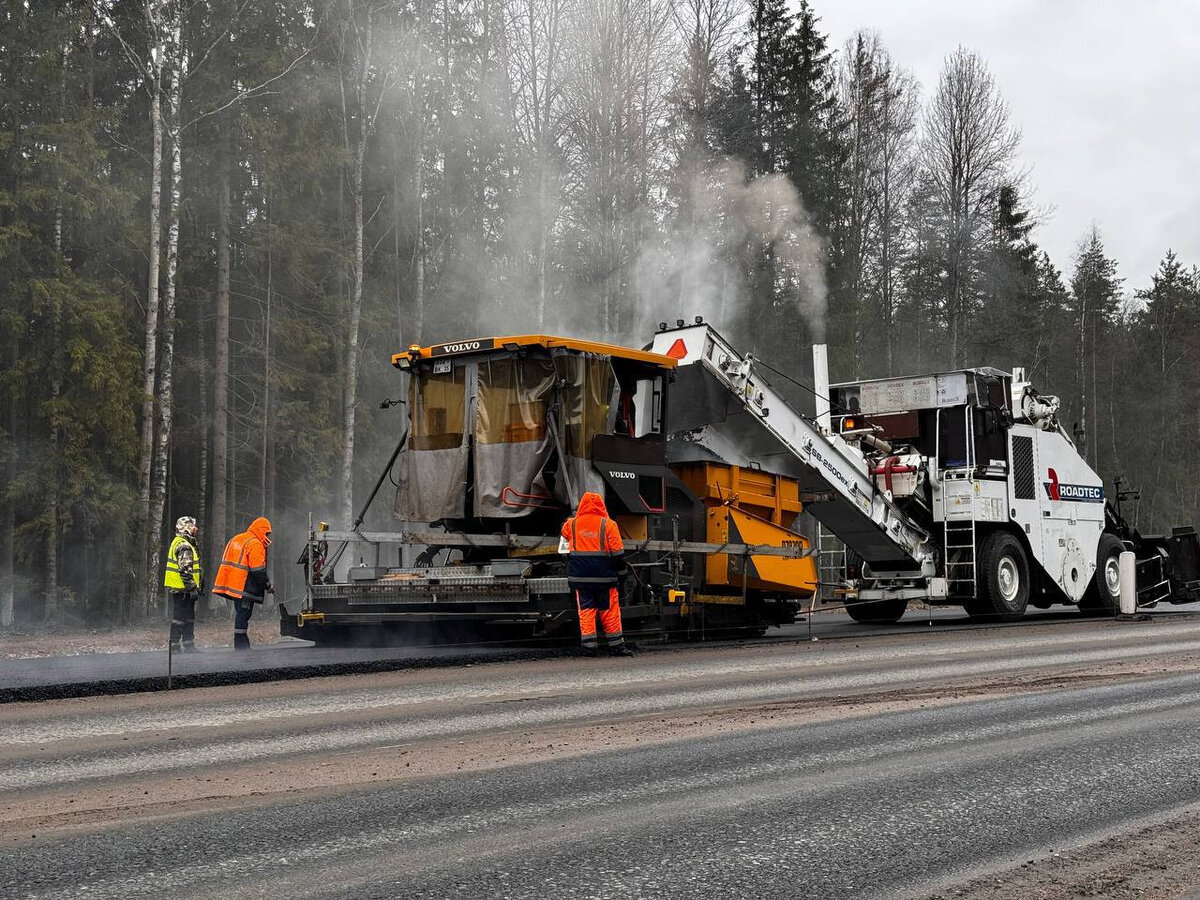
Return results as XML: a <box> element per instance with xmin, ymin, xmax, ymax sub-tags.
<box><xmin>815</xmin><ymin>0</ymin><xmax>1200</xmax><ymax>293</ymax></box>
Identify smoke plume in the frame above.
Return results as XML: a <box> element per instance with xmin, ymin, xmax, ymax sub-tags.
<box><xmin>632</xmin><ymin>157</ymin><xmax>828</xmax><ymax>342</ymax></box>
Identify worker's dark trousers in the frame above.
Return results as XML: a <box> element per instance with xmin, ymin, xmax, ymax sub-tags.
<box><xmin>233</xmin><ymin>600</ymin><xmax>254</xmax><ymax>650</ymax></box>
<box><xmin>169</xmin><ymin>591</ymin><xmax>196</xmax><ymax>649</ymax></box>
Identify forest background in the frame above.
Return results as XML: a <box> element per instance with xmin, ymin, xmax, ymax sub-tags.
<box><xmin>1</xmin><ymin>0</ymin><xmax>1197</xmax><ymax>627</ymax></box>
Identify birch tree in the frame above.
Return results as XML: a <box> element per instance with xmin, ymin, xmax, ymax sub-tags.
<box><xmin>837</xmin><ymin>31</ymin><xmax>916</xmax><ymax>376</ymax></box>
<box><xmin>144</xmin><ymin>0</ymin><xmax>185</xmax><ymax>614</ymax></box>
<box><xmin>560</xmin><ymin>0</ymin><xmax>673</xmax><ymax>338</ymax></box>
<box><xmin>920</xmin><ymin>47</ymin><xmax>1019</xmax><ymax>366</ymax></box>
<box><xmin>134</xmin><ymin>0</ymin><xmax>168</xmax><ymax>616</ymax></box>
<box><xmin>506</xmin><ymin>0</ymin><xmax>570</xmax><ymax>326</ymax></box>
<box><xmin>339</xmin><ymin>0</ymin><xmax>392</xmax><ymax>528</ymax></box>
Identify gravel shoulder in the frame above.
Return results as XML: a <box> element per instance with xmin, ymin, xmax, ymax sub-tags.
<box><xmin>0</xmin><ymin>618</ymin><xmax>285</xmax><ymax>659</ymax></box>
<box><xmin>917</xmin><ymin>804</ymin><xmax>1200</xmax><ymax>900</ymax></box>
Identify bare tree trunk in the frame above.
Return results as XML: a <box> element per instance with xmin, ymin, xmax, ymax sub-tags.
<box><xmin>0</xmin><ymin>335</ymin><xmax>16</xmax><ymax>628</ymax></box>
<box><xmin>537</xmin><ymin>188</ymin><xmax>546</xmax><ymax>328</ymax></box>
<box><xmin>341</xmin><ymin>7</ymin><xmax>385</xmax><ymax>527</ymax></box>
<box><xmin>412</xmin><ymin>0</ymin><xmax>426</xmax><ymax>343</ymax></box>
<box><xmin>1090</xmin><ymin>315</ymin><xmax>1099</xmax><ymax>467</ymax></box>
<box><xmin>46</xmin><ymin>223</ymin><xmax>63</xmax><ymax>622</ymax></box>
<box><xmin>210</xmin><ymin>129</ymin><xmax>231</xmax><ymax>604</ymax></box>
<box><xmin>392</xmin><ymin>136</ymin><xmax>404</xmax><ymax>346</ymax></box>
<box><xmin>342</xmin><ymin>138</ymin><xmax>364</xmax><ymax>527</ymax></box>
<box><xmin>413</xmin><ymin>160</ymin><xmax>425</xmax><ymax>342</ymax></box>
<box><xmin>196</xmin><ymin>288</ymin><xmax>209</xmax><ymax>605</ymax></box>
<box><xmin>136</xmin><ymin>50</ymin><xmax>164</xmax><ymax>620</ymax></box>
<box><xmin>147</xmin><ymin>8</ymin><xmax>185</xmax><ymax>615</ymax></box>
<box><xmin>262</xmin><ymin>225</ymin><xmax>273</xmax><ymax>510</ymax></box>
<box><xmin>264</xmin><ymin>232</ymin><xmax>277</xmax><ymax>588</ymax></box>
<box><xmin>1076</xmin><ymin>296</ymin><xmax>1088</xmax><ymax>453</ymax></box>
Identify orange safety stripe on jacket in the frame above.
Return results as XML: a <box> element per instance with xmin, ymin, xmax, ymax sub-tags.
<box><xmin>213</xmin><ymin>517</ymin><xmax>271</xmax><ymax>601</ymax></box>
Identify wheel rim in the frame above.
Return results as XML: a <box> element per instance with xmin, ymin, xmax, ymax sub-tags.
<box><xmin>1104</xmin><ymin>555</ymin><xmax>1120</xmax><ymax>598</ymax></box>
<box><xmin>998</xmin><ymin>555</ymin><xmax>1020</xmax><ymax>605</ymax></box>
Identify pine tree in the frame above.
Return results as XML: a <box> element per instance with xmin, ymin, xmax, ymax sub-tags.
<box><xmin>0</xmin><ymin>0</ymin><xmax>142</xmax><ymax>625</ymax></box>
<box><xmin>1068</xmin><ymin>227</ymin><xmax>1122</xmax><ymax>467</ymax></box>
<box><xmin>1132</xmin><ymin>251</ymin><xmax>1200</xmax><ymax>526</ymax></box>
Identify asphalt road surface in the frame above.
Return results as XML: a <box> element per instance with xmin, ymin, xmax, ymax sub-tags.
<box><xmin>8</xmin><ymin>602</ymin><xmax>1191</xmax><ymax>699</ymax></box>
<box><xmin>6</xmin><ymin>616</ymin><xmax>1200</xmax><ymax>898</ymax></box>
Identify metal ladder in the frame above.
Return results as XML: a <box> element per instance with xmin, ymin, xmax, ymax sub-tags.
<box><xmin>816</xmin><ymin>525</ymin><xmax>847</xmax><ymax>602</ymax></box>
<box><xmin>942</xmin><ymin>515</ymin><xmax>977</xmax><ymax>599</ymax></box>
<box><xmin>939</xmin><ymin>405</ymin><xmax>978</xmax><ymax>601</ymax></box>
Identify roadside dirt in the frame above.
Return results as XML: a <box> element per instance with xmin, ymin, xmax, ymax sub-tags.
<box><xmin>919</xmin><ymin>808</ymin><xmax>1200</xmax><ymax>900</ymax></box>
<box><xmin>0</xmin><ymin>618</ymin><xmax>284</xmax><ymax>658</ymax></box>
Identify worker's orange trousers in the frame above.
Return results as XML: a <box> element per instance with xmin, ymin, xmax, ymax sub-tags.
<box><xmin>575</xmin><ymin>587</ymin><xmax>624</xmax><ymax>651</ymax></box>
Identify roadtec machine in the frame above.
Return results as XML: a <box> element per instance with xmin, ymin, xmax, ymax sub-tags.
<box><xmin>283</xmin><ymin>321</ymin><xmax>1200</xmax><ymax>644</ymax></box>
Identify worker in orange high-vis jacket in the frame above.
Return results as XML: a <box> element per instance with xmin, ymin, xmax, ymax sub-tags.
<box><xmin>560</xmin><ymin>492</ymin><xmax>634</xmax><ymax>657</ymax></box>
<box><xmin>212</xmin><ymin>516</ymin><xmax>274</xmax><ymax>650</ymax></box>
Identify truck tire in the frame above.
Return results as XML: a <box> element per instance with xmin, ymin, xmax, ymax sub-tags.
<box><xmin>974</xmin><ymin>531</ymin><xmax>1030</xmax><ymax>622</ymax></box>
<box><xmin>845</xmin><ymin>594</ymin><xmax>908</xmax><ymax>624</ymax></box>
<box><xmin>1080</xmin><ymin>533</ymin><xmax>1124</xmax><ymax>616</ymax></box>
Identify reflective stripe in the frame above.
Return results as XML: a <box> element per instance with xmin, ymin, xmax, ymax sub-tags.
<box><xmin>569</xmin><ymin>576</ymin><xmax>617</xmax><ymax>584</ymax></box>
<box><xmin>233</xmin><ymin>628</ymin><xmax>248</xmax><ymax>635</ymax></box>
<box><xmin>568</xmin><ymin>519</ymin><xmax>617</xmax><ymax>556</ymax></box>
<box><xmin>581</xmin><ymin>636</ymin><xmax>598</xmax><ymax>646</ymax></box>
<box><xmin>607</xmin><ymin>631</ymin><xmax>623</xmax><ymax>641</ymax></box>
<box><xmin>171</xmin><ymin>619</ymin><xmax>185</xmax><ymax>625</ymax></box>
<box><xmin>165</xmin><ymin>536</ymin><xmax>201</xmax><ymax>589</ymax></box>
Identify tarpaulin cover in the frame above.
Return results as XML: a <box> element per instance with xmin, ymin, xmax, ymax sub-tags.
<box><xmin>474</xmin><ymin>357</ymin><xmax>556</xmax><ymax>517</ymax></box>
<box><xmin>553</xmin><ymin>354</ymin><xmax>613</xmax><ymax>506</ymax></box>
<box><xmin>394</xmin><ymin>351</ymin><xmax>617</xmax><ymax>522</ymax></box>
<box><xmin>394</xmin><ymin>365</ymin><xmax>471</xmax><ymax>521</ymax></box>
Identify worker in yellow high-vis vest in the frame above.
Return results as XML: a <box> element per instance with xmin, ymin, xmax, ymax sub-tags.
<box><xmin>164</xmin><ymin>516</ymin><xmax>202</xmax><ymax>652</ymax></box>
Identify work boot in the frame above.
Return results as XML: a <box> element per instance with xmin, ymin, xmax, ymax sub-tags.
<box><xmin>610</xmin><ymin>645</ymin><xmax>635</xmax><ymax>658</ymax></box>
<box><xmin>234</xmin><ymin>635</ymin><xmax>251</xmax><ymax>651</ymax></box>
<box><xmin>581</xmin><ymin>646</ymin><xmax>598</xmax><ymax>658</ymax></box>
<box><xmin>168</xmin><ymin>642</ymin><xmax>182</xmax><ymax>654</ymax></box>
<box><xmin>181</xmin><ymin>642</ymin><xmax>198</xmax><ymax>654</ymax></box>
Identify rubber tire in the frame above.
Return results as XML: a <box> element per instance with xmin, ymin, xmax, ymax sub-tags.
<box><xmin>974</xmin><ymin>531</ymin><xmax>1031</xmax><ymax>622</ymax></box>
<box><xmin>845</xmin><ymin>594</ymin><xmax>908</xmax><ymax>624</ymax></box>
<box><xmin>1080</xmin><ymin>533</ymin><xmax>1124</xmax><ymax>617</ymax></box>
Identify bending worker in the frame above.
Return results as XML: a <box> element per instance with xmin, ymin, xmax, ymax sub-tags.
<box><xmin>560</xmin><ymin>492</ymin><xmax>634</xmax><ymax>657</ymax></box>
<box><xmin>213</xmin><ymin>516</ymin><xmax>274</xmax><ymax>650</ymax></box>
<box><xmin>164</xmin><ymin>515</ymin><xmax>202</xmax><ymax>652</ymax></box>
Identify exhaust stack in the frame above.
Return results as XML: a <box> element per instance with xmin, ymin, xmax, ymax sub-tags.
<box><xmin>813</xmin><ymin>343</ymin><xmax>831</xmax><ymax>433</ymax></box>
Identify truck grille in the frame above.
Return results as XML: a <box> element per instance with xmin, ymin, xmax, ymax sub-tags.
<box><xmin>1012</xmin><ymin>435</ymin><xmax>1034</xmax><ymax>500</ymax></box>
